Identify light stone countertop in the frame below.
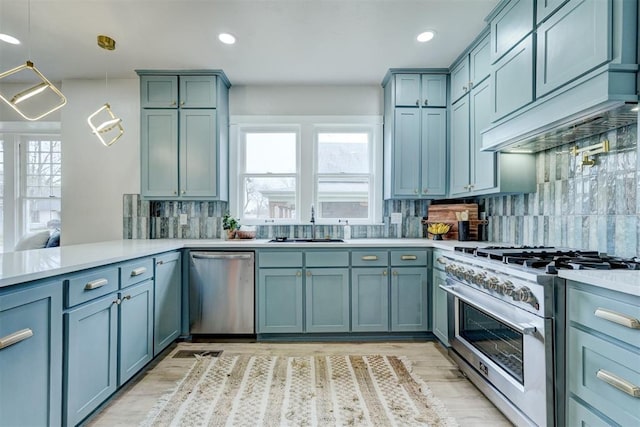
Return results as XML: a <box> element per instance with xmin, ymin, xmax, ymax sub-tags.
<box><xmin>0</xmin><ymin>238</ymin><xmax>493</xmax><ymax>289</ymax></box>
<box><xmin>559</xmin><ymin>270</ymin><xmax>640</xmax><ymax>297</ymax></box>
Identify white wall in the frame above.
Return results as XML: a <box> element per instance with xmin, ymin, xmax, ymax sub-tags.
<box><xmin>230</xmin><ymin>85</ymin><xmax>382</xmax><ymax>115</ymax></box>
<box><xmin>60</xmin><ymin>79</ymin><xmax>139</xmax><ymax>245</ymax></box>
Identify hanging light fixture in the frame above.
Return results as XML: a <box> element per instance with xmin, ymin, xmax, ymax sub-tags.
<box><xmin>87</xmin><ymin>35</ymin><xmax>124</xmax><ymax>147</ymax></box>
<box><xmin>0</xmin><ymin>1</ymin><xmax>67</xmax><ymax>120</ymax></box>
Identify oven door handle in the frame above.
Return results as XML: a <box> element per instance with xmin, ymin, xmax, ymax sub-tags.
<box><xmin>439</xmin><ymin>284</ymin><xmax>537</xmax><ymax>335</ymax></box>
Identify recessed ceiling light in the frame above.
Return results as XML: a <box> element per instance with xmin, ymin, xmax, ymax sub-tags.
<box><xmin>0</xmin><ymin>33</ymin><xmax>21</xmax><ymax>45</ymax></box>
<box><xmin>416</xmin><ymin>31</ymin><xmax>435</xmax><ymax>43</ymax></box>
<box><xmin>218</xmin><ymin>33</ymin><xmax>236</xmax><ymax>45</ymax></box>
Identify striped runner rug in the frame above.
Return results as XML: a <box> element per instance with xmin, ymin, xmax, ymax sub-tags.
<box><xmin>141</xmin><ymin>354</ymin><xmax>458</xmax><ymax>427</ymax></box>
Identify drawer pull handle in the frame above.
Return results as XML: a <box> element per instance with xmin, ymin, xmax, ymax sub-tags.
<box><xmin>401</xmin><ymin>255</ymin><xmax>417</xmax><ymax>261</ymax></box>
<box><xmin>594</xmin><ymin>308</ymin><xmax>640</xmax><ymax>329</ymax></box>
<box><xmin>362</xmin><ymin>255</ymin><xmax>378</xmax><ymax>261</ymax></box>
<box><xmin>0</xmin><ymin>328</ymin><xmax>33</xmax><ymax>350</ymax></box>
<box><xmin>436</xmin><ymin>257</ymin><xmax>447</xmax><ymax>265</ymax></box>
<box><xmin>596</xmin><ymin>369</ymin><xmax>640</xmax><ymax>398</ymax></box>
<box><xmin>85</xmin><ymin>278</ymin><xmax>108</xmax><ymax>290</ymax></box>
<box><xmin>130</xmin><ymin>267</ymin><xmax>147</xmax><ymax>277</ymax></box>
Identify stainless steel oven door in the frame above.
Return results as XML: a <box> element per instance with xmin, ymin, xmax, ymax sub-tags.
<box><xmin>441</xmin><ymin>281</ymin><xmax>550</xmax><ymax>427</ymax></box>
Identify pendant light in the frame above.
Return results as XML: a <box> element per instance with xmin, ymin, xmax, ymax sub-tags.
<box><xmin>0</xmin><ymin>0</ymin><xmax>67</xmax><ymax>120</ymax></box>
<box><xmin>87</xmin><ymin>35</ymin><xmax>124</xmax><ymax>147</ymax></box>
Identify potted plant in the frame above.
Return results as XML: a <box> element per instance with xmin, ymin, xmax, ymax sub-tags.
<box><xmin>222</xmin><ymin>212</ymin><xmax>240</xmax><ymax>239</ymax></box>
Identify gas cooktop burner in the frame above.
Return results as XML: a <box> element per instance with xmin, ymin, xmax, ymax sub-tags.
<box><xmin>454</xmin><ymin>246</ymin><xmax>640</xmax><ymax>273</ymax></box>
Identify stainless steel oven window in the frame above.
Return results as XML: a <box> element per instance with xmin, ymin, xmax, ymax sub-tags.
<box><xmin>459</xmin><ymin>300</ymin><xmax>524</xmax><ymax>384</ymax></box>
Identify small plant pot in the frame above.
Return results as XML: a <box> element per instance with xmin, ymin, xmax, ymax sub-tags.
<box><xmin>225</xmin><ymin>230</ymin><xmax>236</xmax><ymax>240</ymax></box>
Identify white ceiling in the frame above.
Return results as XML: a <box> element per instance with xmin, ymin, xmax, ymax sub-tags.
<box><xmin>0</xmin><ymin>0</ymin><xmax>499</xmax><ymax>85</ymax></box>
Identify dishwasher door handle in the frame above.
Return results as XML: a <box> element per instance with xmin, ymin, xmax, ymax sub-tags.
<box><xmin>192</xmin><ymin>253</ymin><xmax>253</xmax><ymax>260</ymax></box>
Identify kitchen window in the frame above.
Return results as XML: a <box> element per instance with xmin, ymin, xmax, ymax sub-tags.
<box><xmin>0</xmin><ymin>130</ymin><xmax>61</xmax><ymax>252</ymax></box>
<box><xmin>232</xmin><ymin>116</ymin><xmax>382</xmax><ymax>225</ymax></box>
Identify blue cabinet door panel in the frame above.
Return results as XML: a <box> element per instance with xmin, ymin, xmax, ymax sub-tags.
<box><xmin>0</xmin><ymin>281</ymin><xmax>62</xmax><ymax>427</ymax></box>
<box><xmin>395</xmin><ymin>74</ymin><xmax>421</xmax><ymax>106</ymax></box>
<box><xmin>179</xmin><ymin>109</ymin><xmax>218</xmax><ymax>197</ymax></box>
<box><xmin>154</xmin><ymin>252</ymin><xmax>182</xmax><ymax>356</ymax></box>
<box><xmin>141</xmin><ymin>109</ymin><xmax>179</xmax><ymax>197</ymax></box>
<box><xmin>449</xmin><ymin>95</ymin><xmax>471</xmax><ymax>196</ymax></box>
<box><xmin>65</xmin><ymin>294</ymin><xmax>118</xmax><ymax>426</ymax></box>
<box><xmin>491</xmin><ymin>35</ymin><xmax>534</xmax><ymax>121</ymax></box>
<box><xmin>536</xmin><ymin>0</ymin><xmax>611</xmax><ymax>97</ymax></box>
<box><xmin>490</xmin><ymin>0</ymin><xmax>534</xmax><ymax>63</ymax></box>
<box><xmin>469</xmin><ymin>35</ymin><xmax>491</xmax><ymax>87</ymax></box>
<box><xmin>470</xmin><ymin>79</ymin><xmax>496</xmax><ymax>192</ymax></box>
<box><xmin>393</xmin><ymin>108</ymin><xmax>421</xmax><ymax>197</ymax></box>
<box><xmin>537</xmin><ymin>0</ymin><xmax>570</xmax><ymax>24</ymax></box>
<box><xmin>351</xmin><ymin>268</ymin><xmax>389</xmax><ymax>332</ymax></box>
<box><xmin>421</xmin><ymin>74</ymin><xmax>447</xmax><ymax>107</ymax></box>
<box><xmin>390</xmin><ymin>267</ymin><xmax>428</xmax><ymax>331</ymax></box>
<box><xmin>258</xmin><ymin>269</ymin><xmax>303</xmax><ymax>333</ymax></box>
<box><xmin>119</xmin><ymin>280</ymin><xmax>154</xmax><ymax>385</ymax></box>
<box><xmin>180</xmin><ymin>76</ymin><xmax>217</xmax><ymax>108</ymax></box>
<box><xmin>140</xmin><ymin>75</ymin><xmax>178</xmax><ymax>108</ymax></box>
<box><xmin>421</xmin><ymin>109</ymin><xmax>447</xmax><ymax>196</ymax></box>
<box><xmin>305</xmin><ymin>268</ymin><xmax>350</xmax><ymax>333</ymax></box>
<box><xmin>432</xmin><ymin>269</ymin><xmax>449</xmax><ymax>345</ymax></box>
<box><xmin>450</xmin><ymin>59</ymin><xmax>470</xmax><ymax>104</ymax></box>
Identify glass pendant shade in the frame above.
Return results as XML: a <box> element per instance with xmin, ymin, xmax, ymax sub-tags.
<box><xmin>0</xmin><ymin>60</ymin><xmax>67</xmax><ymax>120</ymax></box>
<box><xmin>87</xmin><ymin>103</ymin><xmax>124</xmax><ymax>147</ymax></box>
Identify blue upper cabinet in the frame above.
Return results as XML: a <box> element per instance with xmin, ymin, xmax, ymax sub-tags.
<box><xmin>450</xmin><ymin>60</ymin><xmax>470</xmax><ymax>105</ymax></box>
<box><xmin>489</xmin><ymin>0</ymin><xmax>534</xmax><ymax>63</ymax></box>
<box><xmin>536</xmin><ymin>0</ymin><xmax>611</xmax><ymax>97</ymax></box>
<box><xmin>451</xmin><ymin>32</ymin><xmax>490</xmax><ymax>105</ymax></box>
<box><xmin>395</xmin><ymin>73</ymin><xmax>446</xmax><ymax>107</ymax></box>
<box><xmin>469</xmin><ymin>35</ymin><xmax>491</xmax><ymax>88</ymax></box>
<box><xmin>383</xmin><ymin>70</ymin><xmax>448</xmax><ymax>199</ymax></box>
<box><xmin>140</xmin><ymin>75</ymin><xmax>178</xmax><ymax>108</ymax></box>
<box><xmin>138</xmin><ymin>70</ymin><xmax>230</xmax><ymax>201</ymax></box>
<box><xmin>537</xmin><ymin>0</ymin><xmax>570</xmax><ymax>23</ymax></box>
<box><xmin>491</xmin><ymin>34</ymin><xmax>534</xmax><ymax>121</ymax></box>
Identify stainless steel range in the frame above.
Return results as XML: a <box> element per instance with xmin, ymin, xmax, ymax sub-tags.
<box><xmin>438</xmin><ymin>246</ymin><xmax>639</xmax><ymax>427</ymax></box>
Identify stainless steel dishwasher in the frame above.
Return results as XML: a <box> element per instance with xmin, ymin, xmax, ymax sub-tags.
<box><xmin>189</xmin><ymin>251</ymin><xmax>255</xmax><ymax>335</ymax></box>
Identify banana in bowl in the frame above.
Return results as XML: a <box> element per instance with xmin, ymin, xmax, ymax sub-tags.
<box><xmin>426</xmin><ymin>222</ymin><xmax>451</xmax><ymax>240</ymax></box>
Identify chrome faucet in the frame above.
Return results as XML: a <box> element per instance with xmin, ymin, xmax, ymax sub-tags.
<box><xmin>310</xmin><ymin>204</ymin><xmax>316</xmax><ymax>239</ymax></box>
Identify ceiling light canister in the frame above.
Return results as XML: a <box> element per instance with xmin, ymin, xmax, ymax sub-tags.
<box><xmin>97</xmin><ymin>35</ymin><xmax>116</xmax><ymax>50</ymax></box>
<box><xmin>417</xmin><ymin>31</ymin><xmax>435</xmax><ymax>43</ymax></box>
<box><xmin>218</xmin><ymin>33</ymin><xmax>236</xmax><ymax>45</ymax></box>
<box><xmin>0</xmin><ymin>33</ymin><xmax>20</xmax><ymax>45</ymax></box>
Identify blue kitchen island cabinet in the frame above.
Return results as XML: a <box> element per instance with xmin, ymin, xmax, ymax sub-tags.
<box><xmin>390</xmin><ymin>249</ymin><xmax>429</xmax><ymax>332</ymax></box>
<box><xmin>0</xmin><ymin>280</ymin><xmax>63</xmax><ymax>427</ymax></box>
<box><xmin>305</xmin><ymin>268</ymin><xmax>350</xmax><ymax>333</ymax></box>
<box><xmin>153</xmin><ymin>251</ymin><xmax>182</xmax><ymax>356</ymax></box>
<box><xmin>138</xmin><ymin>70</ymin><xmax>230</xmax><ymax>201</ymax></box>
<box><xmin>351</xmin><ymin>267</ymin><xmax>390</xmax><ymax>332</ymax></box>
<box><xmin>566</xmin><ymin>281</ymin><xmax>640</xmax><ymax>426</ymax></box>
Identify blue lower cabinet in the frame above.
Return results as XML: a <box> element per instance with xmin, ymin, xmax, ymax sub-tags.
<box><xmin>305</xmin><ymin>268</ymin><xmax>350</xmax><ymax>333</ymax></box>
<box><xmin>351</xmin><ymin>268</ymin><xmax>389</xmax><ymax>332</ymax></box>
<box><xmin>118</xmin><ymin>280</ymin><xmax>154</xmax><ymax>385</ymax></box>
<box><xmin>64</xmin><ymin>293</ymin><xmax>118</xmax><ymax>426</ymax></box>
<box><xmin>432</xmin><ymin>268</ymin><xmax>449</xmax><ymax>345</ymax></box>
<box><xmin>153</xmin><ymin>252</ymin><xmax>182</xmax><ymax>356</ymax></box>
<box><xmin>390</xmin><ymin>267</ymin><xmax>429</xmax><ymax>331</ymax></box>
<box><xmin>0</xmin><ymin>280</ymin><xmax>63</xmax><ymax>427</ymax></box>
<box><xmin>258</xmin><ymin>268</ymin><xmax>303</xmax><ymax>333</ymax></box>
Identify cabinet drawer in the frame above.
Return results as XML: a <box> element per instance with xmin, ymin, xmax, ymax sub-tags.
<box><xmin>567</xmin><ymin>397</ymin><xmax>613</xmax><ymax>427</ymax></box>
<box><xmin>258</xmin><ymin>251</ymin><xmax>303</xmax><ymax>268</ymax></box>
<box><xmin>305</xmin><ymin>251</ymin><xmax>349</xmax><ymax>267</ymax></box>
<box><xmin>119</xmin><ymin>258</ymin><xmax>154</xmax><ymax>289</ymax></box>
<box><xmin>568</xmin><ymin>327</ymin><xmax>640</xmax><ymax>427</ymax></box>
<box><xmin>65</xmin><ymin>267</ymin><xmax>119</xmax><ymax>308</ymax></box>
<box><xmin>568</xmin><ymin>285</ymin><xmax>640</xmax><ymax>348</ymax></box>
<box><xmin>390</xmin><ymin>250</ymin><xmax>428</xmax><ymax>266</ymax></box>
<box><xmin>351</xmin><ymin>251</ymin><xmax>388</xmax><ymax>267</ymax></box>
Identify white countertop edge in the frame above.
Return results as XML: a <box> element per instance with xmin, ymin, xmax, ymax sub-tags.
<box><xmin>559</xmin><ymin>270</ymin><xmax>640</xmax><ymax>297</ymax></box>
<box><xmin>0</xmin><ymin>238</ymin><xmax>496</xmax><ymax>289</ymax></box>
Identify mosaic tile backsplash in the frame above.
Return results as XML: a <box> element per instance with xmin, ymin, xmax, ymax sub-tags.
<box><xmin>124</xmin><ymin>124</ymin><xmax>638</xmax><ymax>257</ymax></box>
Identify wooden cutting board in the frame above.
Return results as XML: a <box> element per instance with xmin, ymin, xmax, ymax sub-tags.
<box><xmin>427</xmin><ymin>203</ymin><xmax>479</xmax><ymax>240</ymax></box>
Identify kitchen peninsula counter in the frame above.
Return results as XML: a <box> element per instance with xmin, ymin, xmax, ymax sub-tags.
<box><xmin>559</xmin><ymin>270</ymin><xmax>640</xmax><ymax>297</ymax></box>
<box><xmin>0</xmin><ymin>238</ymin><xmax>488</xmax><ymax>289</ymax></box>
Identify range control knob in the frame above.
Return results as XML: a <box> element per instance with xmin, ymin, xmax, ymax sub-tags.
<box><xmin>487</xmin><ymin>276</ymin><xmax>500</xmax><ymax>291</ymax></box>
<box><xmin>473</xmin><ymin>272</ymin><xmax>487</xmax><ymax>285</ymax></box>
<box><xmin>514</xmin><ymin>287</ymin><xmax>539</xmax><ymax>308</ymax></box>
<box><xmin>499</xmin><ymin>280</ymin><xmax>515</xmax><ymax>296</ymax></box>
<box><xmin>464</xmin><ymin>269</ymin><xmax>475</xmax><ymax>281</ymax></box>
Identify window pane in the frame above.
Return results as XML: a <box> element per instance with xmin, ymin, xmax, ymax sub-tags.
<box><xmin>25</xmin><ymin>136</ymin><xmax>62</xmax><ymax>199</ymax></box>
<box><xmin>245</xmin><ymin>133</ymin><xmax>296</xmax><ymax>173</ymax></box>
<box><xmin>318</xmin><ymin>132</ymin><xmax>369</xmax><ymax>174</ymax></box>
<box><xmin>242</xmin><ymin>177</ymin><xmax>296</xmax><ymax>220</ymax></box>
<box><xmin>317</xmin><ymin>176</ymin><xmax>369</xmax><ymax>219</ymax></box>
<box><xmin>25</xmin><ymin>198</ymin><xmax>61</xmax><ymax>232</ymax></box>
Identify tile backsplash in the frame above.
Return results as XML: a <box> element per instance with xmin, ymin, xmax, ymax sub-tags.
<box><xmin>124</xmin><ymin>124</ymin><xmax>638</xmax><ymax>257</ymax></box>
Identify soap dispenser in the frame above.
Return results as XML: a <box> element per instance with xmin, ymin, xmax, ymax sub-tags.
<box><xmin>343</xmin><ymin>220</ymin><xmax>351</xmax><ymax>240</ymax></box>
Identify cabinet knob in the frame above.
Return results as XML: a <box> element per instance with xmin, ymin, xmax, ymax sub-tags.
<box><xmin>306</xmin><ymin>271</ymin><xmax>312</xmax><ymax>277</ymax></box>
<box><xmin>122</xmin><ymin>295</ymin><xmax>132</xmax><ymax>301</ymax></box>
<box><xmin>422</xmin><ymin>189</ymin><xmax>428</xmax><ymax>194</ymax></box>
<box><xmin>414</xmin><ymin>189</ymin><xmax>419</xmax><ymax>194</ymax></box>
<box><xmin>392</xmin><ymin>271</ymin><xmax>398</xmax><ymax>276</ymax></box>
<box><xmin>462</xmin><ymin>86</ymin><xmax>468</xmax><ymax>92</ymax></box>
<box><xmin>157</xmin><ymin>260</ymin><xmax>164</xmax><ymax>265</ymax></box>
<box><xmin>469</xmin><ymin>81</ymin><xmax>474</xmax><ymax>90</ymax></box>
<box><xmin>382</xmin><ymin>270</ymin><xmax>387</xmax><ymax>276</ymax></box>
<box><xmin>424</xmin><ymin>99</ymin><xmax>428</xmax><ymax>106</ymax></box>
<box><xmin>181</xmin><ymin>190</ymin><xmax>186</xmax><ymax>195</ymax></box>
<box><xmin>112</xmin><ymin>299</ymin><xmax>121</xmax><ymax>305</ymax></box>
<box><xmin>415</xmin><ymin>99</ymin><xmax>420</xmax><ymax>106</ymax></box>
<box><xmin>180</xmin><ymin>101</ymin><xmax>185</xmax><ymax>106</ymax></box>
<box><xmin>171</xmin><ymin>101</ymin><xmax>177</xmax><ymax>106</ymax></box>
<box><xmin>173</xmin><ymin>191</ymin><xmax>177</xmax><ymax>195</ymax></box>
<box><xmin>296</xmin><ymin>271</ymin><xmax>301</xmax><ymax>277</ymax></box>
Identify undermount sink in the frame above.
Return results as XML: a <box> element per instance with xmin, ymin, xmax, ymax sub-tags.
<box><xmin>268</xmin><ymin>238</ymin><xmax>344</xmax><ymax>243</ymax></box>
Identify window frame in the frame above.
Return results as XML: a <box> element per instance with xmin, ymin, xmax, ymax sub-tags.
<box><xmin>230</xmin><ymin>115</ymin><xmax>383</xmax><ymax>226</ymax></box>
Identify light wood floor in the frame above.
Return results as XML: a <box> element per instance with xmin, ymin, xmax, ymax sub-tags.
<box><xmin>87</xmin><ymin>341</ymin><xmax>512</xmax><ymax>426</ymax></box>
